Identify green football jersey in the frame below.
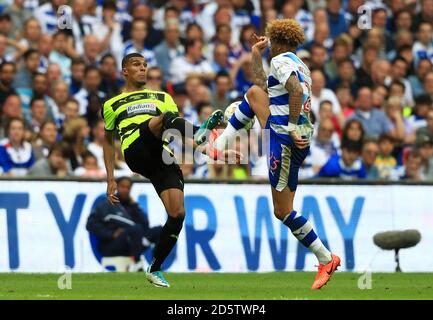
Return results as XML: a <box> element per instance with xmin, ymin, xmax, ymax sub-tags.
<box><xmin>102</xmin><ymin>89</ymin><xmax>178</xmax><ymax>153</ymax></box>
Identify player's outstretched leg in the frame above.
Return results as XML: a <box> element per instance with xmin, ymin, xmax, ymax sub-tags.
<box><xmin>160</xmin><ymin>110</ymin><xmax>224</xmax><ymax>145</ymax></box>
<box><xmin>214</xmin><ymin>85</ymin><xmax>269</xmax><ymax>150</ymax></box>
<box><xmin>146</xmin><ymin>189</ymin><xmax>185</xmax><ymax>288</ymax></box>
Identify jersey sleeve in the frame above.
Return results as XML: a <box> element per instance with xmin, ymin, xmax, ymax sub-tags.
<box><xmin>102</xmin><ymin>100</ymin><xmax>116</xmax><ymax>131</ymax></box>
<box><xmin>164</xmin><ymin>93</ymin><xmax>179</xmax><ymax>113</ymax></box>
<box><xmin>271</xmin><ymin>56</ymin><xmax>299</xmax><ymax>87</ymax></box>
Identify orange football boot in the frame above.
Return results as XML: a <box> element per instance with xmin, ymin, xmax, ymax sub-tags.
<box><xmin>311</xmin><ymin>254</ymin><xmax>341</xmax><ymax>290</ymax></box>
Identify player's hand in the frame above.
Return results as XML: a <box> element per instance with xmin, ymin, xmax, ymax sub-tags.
<box><xmin>289</xmin><ymin>131</ymin><xmax>310</xmax><ymax>149</ymax></box>
<box><xmin>251</xmin><ymin>33</ymin><xmax>269</xmax><ymax>53</ymax></box>
<box><xmin>106</xmin><ymin>179</ymin><xmax>119</xmax><ymax>204</ymax></box>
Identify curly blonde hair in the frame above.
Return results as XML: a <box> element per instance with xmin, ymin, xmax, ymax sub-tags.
<box><xmin>266</xmin><ymin>19</ymin><xmax>306</xmax><ymax>48</ymax></box>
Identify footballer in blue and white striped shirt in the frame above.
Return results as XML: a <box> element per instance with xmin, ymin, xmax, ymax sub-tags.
<box><xmin>213</xmin><ymin>19</ymin><xmax>341</xmax><ymax>289</ymax></box>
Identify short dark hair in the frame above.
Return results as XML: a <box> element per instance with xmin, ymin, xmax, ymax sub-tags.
<box><xmin>71</xmin><ymin>58</ymin><xmax>86</xmax><ymax>66</ymax></box>
<box><xmin>184</xmin><ymin>38</ymin><xmax>201</xmax><ymax>53</ymax></box>
<box><xmin>100</xmin><ymin>53</ymin><xmax>116</xmax><ymax>64</ymax></box>
<box><xmin>341</xmin><ymin>139</ymin><xmax>362</xmax><ymax>153</ymax></box>
<box><xmin>196</xmin><ymin>101</ymin><xmax>212</xmax><ymax>115</ymax></box>
<box><xmin>0</xmin><ymin>61</ymin><xmax>16</xmax><ymax>73</ymax></box>
<box><xmin>415</xmin><ymin>94</ymin><xmax>432</xmax><ymax>106</ymax></box>
<box><xmin>389</xmin><ymin>80</ymin><xmax>405</xmax><ymax>91</ymax></box>
<box><xmin>215</xmin><ymin>70</ymin><xmax>230</xmax><ymax>80</ymax></box>
<box><xmin>378</xmin><ymin>133</ymin><xmax>395</xmax><ymax>144</ymax></box>
<box><xmin>121</xmin><ymin>53</ymin><xmax>144</xmax><ymax>69</ymax></box>
<box><xmin>48</xmin><ymin>142</ymin><xmax>65</xmax><ymax>157</ymax></box>
<box><xmin>30</xmin><ymin>96</ymin><xmax>45</xmax><ymax>107</ymax></box>
<box><xmin>116</xmin><ymin>176</ymin><xmax>133</xmax><ymax>186</ymax></box>
<box><xmin>102</xmin><ymin>0</ymin><xmax>117</xmax><ymax>11</ymax></box>
<box><xmin>84</xmin><ymin>65</ymin><xmax>101</xmax><ymax>77</ymax></box>
<box><xmin>23</xmin><ymin>48</ymin><xmax>39</xmax><ymax>60</ymax></box>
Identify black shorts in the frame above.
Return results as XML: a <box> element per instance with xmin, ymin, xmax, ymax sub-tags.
<box><xmin>123</xmin><ymin>120</ymin><xmax>184</xmax><ymax>195</ymax></box>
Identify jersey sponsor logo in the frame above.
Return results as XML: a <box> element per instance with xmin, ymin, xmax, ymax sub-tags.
<box><xmin>126</xmin><ymin>103</ymin><xmax>157</xmax><ymax>115</ymax></box>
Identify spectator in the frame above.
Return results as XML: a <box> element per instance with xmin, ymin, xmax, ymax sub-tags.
<box><xmin>73</xmin><ymin>66</ymin><xmax>106</xmax><ymax>116</ymax></box>
<box><xmin>48</xmin><ymin>31</ymin><xmax>73</xmax><ymax>83</ymax></box>
<box><xmin>383</xmin><ymin>95</ymin><xmax>406</xmax><ymax>143</ymax></box>
<box><xmin>0</xmin><ymin>61</ymin><xmax>17</xmax><ymax>107</ymax></box>
<box><xmin>32</xmin><ymin>120</ymin><xmax>57</xmax><ymax>160</ymax></box>
<box><xmin>0</xmin><ymin>117</ymin><xmax>35</xmax><ymax>176</ymax></box>
<box><xmin>229</xmin><ymin>52</ymin><xmax>254</xmax><ymax>95</ymax></box>
<box><xmin>329</xmin><ymin>57</ymin><xmax>357</xmax><ymax>96</ymax></box>
<box><xmin>309</xmin><ymin>43</ymin><xmax>328</xmax><ymax>71</ymax></box>
<box><xmin>326</xmin><ymin>0</ymin><xmax>348</xmax><ymax>38</ymax></box>
<box><xmin>310</xmin><ymin>69</ymin><xmax>344</xmax><ymax>127</ymax></box>
<box><xmin>400</xmin><ymin>150</ymin><xmax>422</xmax><ymax>181</ymax></box>
<box><xmin>2</xmin><ymin>0</ymin><xmax>32</xmax><ymax>39</ymax></box>
<box><xmin>362</xmin><ymin>138</ymin><xmax>380</xmax><ymax>180</ymax></box>
<box><xmin>349</xmin><ymin>87</ymin><xmax>394</xmax><ymax>139</ymax></box>
<box><xmin>153</xmin><ymin>18</ymin><xmax>184</xmax><ymax>82</ymax></box>
<box><xmin>355</xmin><ymin>42</ymin><xmax>380</xmax><ymax>88</ymax></box>
<box><xmin>123</xmin><ymin>19</ymin><xmax>156</xmax><ymax>68</ymax></box>
<box><xmin>335</xmin><ymin>84</ymin><xmax>355</xmax><ymax>119</ymax></box>
<box><xmin>341</xmin><ymin>118</ymin><xmax>365</xmax><ymax>145</ymax></box>
<box><xmin>169</xmin><ymin>39</ymin><xmax>214</xmax><ymax>86</ymax></box>
<box><xmin>51</xmin><ymin>81</ymin><xmax>70</xmax><ymax>124</ymax></box>
<box><xmin>62</xmin><ymin>116</ymin><xmax>89</xmax><ymax>171</ymax></box>
<box><xmin>416</xmin><ymin>109</ymin><xmax>433</xmax><ymax>143</ymax></box>
<box><xmin>302</xmin><ymin>118</ymin><xmax>339</xmax><ymax>179</ymax></box>
<box><xmin>372</xmin><ymin>84</ymin><xmax>388</xmax><ymax>109</ymax></box>
<box><xmin>412</xmin><ymin>22</ymin><xmax>433</xmax><ymax>67</ymax></box>
<box><xmin>145</xmin><ymin>66</ymin><xmax>164</xmax><ymax>91</ymax></box>
<box><xmin>13</xmin><ymin>48</ymin><xmax>39</xmax><ymax>89</ymax></box>
<box><xmin>86</xmin><ymin>176</ymin><xmax>162</xmax><ymax>267</ymax></box>
<box><xmin>37</xmin><ymin>34</ymin><xmax>53</xmax><ymax>73</ymax></box>
<box><xmin>70</xmin><ymin>59</ymin><xmax>85</xmax><ymax>95</ymax></box>
<box><xmin>87</xmin><ymin>119</ymin><xmax>105</xmax><ymax>169</ymax></box>
<box><xmin>28</xmin><ymin>142</ymin><xmax>69</xmax><ymax>177</ymax></box>
<box><xmin>407</xmin><ymin>95</ymin><xmax>433</xmax><ymax>133</ymax></box>
<box><xmin>375</xmin><ymin>134</ymin><xmax>398</xmax><ymax>180</ymax></box>
<box><xmin>18</xmin><ymin>72</ymin><xmax>58</xmax><ymax>122</ymax></box>
<box><xmin>185</xmin><ymin>22</ymin><xmax>205</xmax><ymax>43</ymax></box>
<box><xmin>423</xmin><ymin>70</ymin><xmax>433</xmax><ymax>100</ymax></box>
<box><xmin>94</xmin><ymin>0</ymin><xmax>123</xmax><ymax>69</ymax></box>
<box><xmin>409</xmin><ymin>58</ymin><xmax>432</xmax><ymax>98</ymax></box>
<box><xmin>318</xmin><ymin>139</ymin><xmax>366</xmax><ymax>180</ymax></box>
<box><xmin>415</xmin><ymin>134</ymin><xmax>433</xmax><ymax>181</ymax></box>
<box><xmin>82</xmin><ymin>35</ymin><xmax>102</xmax><ymax>66</ymax></box>
<box><xmin>385</xmin><ymin>56</ymin><xmax>414</xmax><ymax>107</ymax></box>
<box><xmin>99</xmin><ymin>53</ymin><xmax>121</xmax><ymax>99</ymax></box>
<box><xmin>68</xmin><ymin>0</ymin><xmax>97</xmax><ymax>55</ymax></box>
<box><xmin>17</xmin><ymin>17</ymin><xmax>41</xmax><ymax>50</ymax></box>
<box><xmin>212</xmin><ymin>43</ymin><xmax>231</xmax><ymax>74</ymax></box>
<box><xmin>0</xmin><ymin>94</ymin><xmax>23</xmax><ymax>138</ymax></box>
<box><xmin>27</xmin><ymin>97</ymin><xmax>49</xmax><ymax>135</ymax></box>
<box><xmin>210</xmin><ymin>71</ymin><xmax>233</xmax><ymax>111</ymax></box>
<box><xmin>74</xmin><ymin>150</ymin><xmax>105</xmax><ymax>178</ymax></box>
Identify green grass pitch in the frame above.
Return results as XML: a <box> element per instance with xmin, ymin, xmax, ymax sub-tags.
<box><xmin>1</xmin><ymin>272</ymin><xmax>432</xmax><ymax>300</ymax></box>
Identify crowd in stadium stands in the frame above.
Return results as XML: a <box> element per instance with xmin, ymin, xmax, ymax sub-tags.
<box><xmin>0</xmin><ymin>0</ymin><xmax>432</xmax><ymax>182</ymax></box>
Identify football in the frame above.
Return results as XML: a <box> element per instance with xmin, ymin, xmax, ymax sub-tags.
<box><xmin>224</xmin><ymin>101</ymin><xmax>255</xmax><ymax>130</ymax></box>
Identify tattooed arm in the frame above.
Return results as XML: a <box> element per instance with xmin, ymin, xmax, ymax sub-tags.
<box><xmin>285</xmin><ymin>73</ymin><xmax>304</xmax><ymax>125</ymax></box>
<box><xmin>285</xmin><ymin>73</ymin><xmax>309</xmax><ymax>149</ymax></box>
<box><xmin>251</xmin><ymin>34</ymin><xmax>269</xmax><ymax>93</ymax></box>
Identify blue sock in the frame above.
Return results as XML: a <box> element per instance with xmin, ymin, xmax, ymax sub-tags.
<box><xmin>283</xmin><ymin>211</ymin><xmax>331</xmax><ymax>264</ymax></box>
